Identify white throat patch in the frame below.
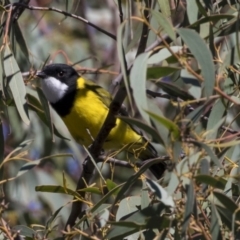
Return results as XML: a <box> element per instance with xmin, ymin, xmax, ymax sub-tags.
<box><xmin>41</xmin><ymin>77</ymin><xmax>69</xmax><ymax>103</ymax></box>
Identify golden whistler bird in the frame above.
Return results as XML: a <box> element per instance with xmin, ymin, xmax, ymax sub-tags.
<box><xmin>37</xmin><ymin>64</ymin><xmax>166</xmax><ymax>178</ymax></box>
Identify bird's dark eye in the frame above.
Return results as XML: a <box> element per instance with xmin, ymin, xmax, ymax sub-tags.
<box><xmin>58</xmin><ymin>71</ymin><xmax>64</xmax><ymax>77</ymax></box>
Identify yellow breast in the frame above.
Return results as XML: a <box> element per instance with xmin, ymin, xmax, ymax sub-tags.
<box><xmin>62</xmin><ymin>77</ymin><xmax>142</xmax><ymax>150</ymax></box>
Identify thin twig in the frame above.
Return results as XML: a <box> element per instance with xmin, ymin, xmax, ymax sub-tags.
<box><xmin>9</xmin><ymin>3</ymin><xmax>116</xmax><ymax>40</ymax></box>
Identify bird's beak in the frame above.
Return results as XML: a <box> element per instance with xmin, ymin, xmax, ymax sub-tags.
<box><xmin>36</xmin><ymin>71</ymin><xmax>47</xmax><ymax>79</ymax></box>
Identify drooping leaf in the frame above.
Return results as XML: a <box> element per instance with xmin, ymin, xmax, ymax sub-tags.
<box><xmin>154</xmin><ymin>80</ymin><xmax>195</xmax><ymax>101</ymax></box>
<box><xmin>36</xmin><ymin>87</ymin><xmax>54</xmax><ymax>141</ymax></box>
<box><xmin>12</xmin><ymin>225</ymin><xmax>36</xmax><ymax>238</ymax></box>
<box><xmin>0</xmin><ymin>121</ymin><xmax>4</xmax><ymax>164</ymax></box>
<box><xmin>182</xmin><ymin>181</ymin><xmax>195</xmax><ymax>234</ymax></box>
<box><xmin>206</xmin><ymin>99</ymin><xmax>226</xmax><ymax>140</ymax></box>
<box><xmin>117</xmin><ymin>21</ymin><xmax>132</xmax><ymax>109</ymax></box>
<box><xmin>190</xmin><ymin>140</ymin><xmax>222</xmax><ymax>168</ymax></box>
<box><xmin>35</xmin><ymin>185</ymin><xmax>101</xmax><ymax>197</ymax></box>
<box><xmin>157</xmin><ymin>0</ymin><xmax>171</xmax><ymax>18</ymax></box>
<box><xmin>186</xmin><ymin>0</ymin><xmax>198</xmax><ymax>24</ymax></box>
<box><xmin>17</xmin><ymin>153</ymin><xmax>73</xmax><ymax>177</ymax></box>
<box><xmin>13</xmin><ymin>22</ymin><xmax>29</xmax><ymax>62</ymax></box>
<box><xmin>211</xmin><ymin>204</ymin><xmax>222</xmax><ymax>240</ymax></box>
<box><xmin>130</xmin><ymin>52</ymin><xmax>151</xmax><ymax>124</ymax></box>
<box><xmin>146</xmin><ymin>110</ymin><xmax>180</xmax><ymax>139</ymax></box>
<box><xmin>27</xmin><ymin>93</ymin><xmax>69</xmax><ymax>140</ymax></box>
<box><xmin>195</xmin><ymin>175</ymin><xmax>226</xmax><ymax>190</ymax></box>
<box><xmin>177</xmin><ymin>28</ymin><xmax>215</xmax><ymax>98</ymax></box>
<box><xmin>3</xmin><ymin>45</ymin><xmax>29</xmax><ymax>124</ymax></box>
<box><xmin>151</xmin><ymin>10</ymin><xmax>176</xmax><ymax>41</ymax></box>
<box><xmin>112</xmin><ymin>158</ymin><xmax>168</xmax><ymax>208</ymax></box>
<box><xmin>46</xmin><ymin>205</ymin><xmax>64</xmax><ymax>229</ymax></box>
<box><xmin>106</xmin><ymin>179</ymin><xmax>118</xmax><ymax>193</ymax></box>
<box><xmin>147</xmin><ymin>66</ymin><xmax>181</xmax><ymax>79</ymax></box>
<box><xmin>119</xmin><ymin>116</ymin><xmax>165</xmax><ymax>145</ymax></box>
<box><xmin>148</xmin><ymin>46</ymin><xmax>182</xmax><ymax>65</ymax></box>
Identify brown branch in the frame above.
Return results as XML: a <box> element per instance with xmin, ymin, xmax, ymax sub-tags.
<box><xmin>65</xmin><ymin>87</ymin><xmax>127</xmax><ymax>229</ymax></box>
<box><xmin>136</xmin><ymin>0</ymin><xmax>152</xmax><ymax>56</ymax></box>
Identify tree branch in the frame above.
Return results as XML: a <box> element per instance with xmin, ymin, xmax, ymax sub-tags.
<box><xmin>10</xmin><ymin>3</ymin><xmax>116</xmax><ymax>40</ymax></box>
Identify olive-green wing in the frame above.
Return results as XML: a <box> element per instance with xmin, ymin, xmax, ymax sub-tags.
<box><xmin>84</xmin><ymin>79</ymin><xmax>113</xmax><ymax>107</ymax></box>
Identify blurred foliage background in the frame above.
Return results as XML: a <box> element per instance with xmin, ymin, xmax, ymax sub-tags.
<box><xmin>1</xmin><ymin>0</ymin><xmax>240</xmax><ymax>239</ymax></box>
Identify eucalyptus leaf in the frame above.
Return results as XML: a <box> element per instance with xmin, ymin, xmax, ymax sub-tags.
<box><xmin>151</xmin><ymin>10</ymin><xmax>176</xmax><ymax>41</ymax></box>
<box><xmin>3</xmin><ymin>45</ymin><xmax>29</xmax><ymax>124</ymax></box>
<box><xmin>130</xmin><ymin>52</ymin><xmax>151</xmax><ymax>124</ymax></box>
<box><xmin>182</xmin><ymin>181</ymin><xmax>195</xmax><ymax>235</ymax></box>
<box><xmin>177</xmin><ymin>28</ymin><xmax>215</xmax><ymax>98</ymax></box>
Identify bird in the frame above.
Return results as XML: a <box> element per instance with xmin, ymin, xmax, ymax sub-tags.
<box><xmin>36</xmin><ymin>64</ymin><xmax>166</xmax><ymax>179</ymax></box>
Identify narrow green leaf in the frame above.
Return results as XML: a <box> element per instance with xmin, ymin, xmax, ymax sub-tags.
<box><xmin>3</xmin><ymin>45</ymin><xmax>29</xmax><ymax>124</ymax></box>
<box><xmin>141</xmin><ymin>180</ymin><xmax>150</xmax><ymax>209</ymax></box>
<box><xmin>36</xmin><ymin>87</ymin><xmax>54</xmax><ymax>141</ymax></box>
<box><xmin>154</xmin><ymin>80</ymin><xmax>195</xmax><ymax>101</ymax></box>
<box><xmin>186</xmin><ymin>0</ymin><xmax>198</xmax><ymax>24</ymax></box>
<box><xmin>97</xmin><ymin>209</ymin><xmax>110</xmax><ymax>228</ymax></box>
<box><xmin>126</xmin><ymin>22</ymin><xmax>143</xmax><ymax>52</ymax></box>
<box><xmin>151</xmin><ymin>10</ymin><xmax>176</xmax><ymax>41</ymax></box>
<box><xmin>112</xmin><ymin>158</ymin><xmax>166</xmax><ymax>208</ymax></box>
<box><xmin>107</xmin><ymin>203</ymin><xmax>165</xmax><ymax>239</ymax></box>
<box><xmin>12</xmin><ymin>225</ymin><xmax>36</xmax><ymax>238</ymax></box>
<box><xmin>182</xmin><ymin>181</ymin><xmax>195</xmax><ymax>234</ymax></box>
<box><xmin>17</xmin><ymin>153</ymin><xmax>73</xmax><ymax>177</ymax></box>
<box><xmin>213</xmin><ymin>191</ymin><xmax>238</xmax><ymax>214</ymax></box>
<box><xmin>195</xmin><ymin>175</ymin><xmax>226</xmax><ymax>190</ymax></box>
<box><xmin>211</xmin><ymin>204</ymin><xmax>222</xmax><ymax>240</ymax></box>
<box><xmin>46</xmin><ymin>205</ymin><xmax>64</xmax><ymax>228</ymax></box>
<box><xmin>106</xmin><ymin>179</ymin><xmax>118</xmax><ymax>193</ymax></box>
<box><xmin>157</xmin><ymin>0</ymin><xmax>171</xmax><ymax>17</ymax></box>
<box><xmin>36</xmin><ymin>185</ymin><xmax>79</xmax><ymax>197</ymax></box>
<box><xmin>116</xmin><ymin>196</ymin><xmax>141</xmax><ymax>221</ymax></box>
<box><xmin>200</xmin><ymin>158</ymin><xmax>210</xmax><ymax>175</ymax></box>
<box><xmin>173</xmin><ymin>141</ymin><xmax>182</xmax><ymax>163</ymax></box>
<box><xmin>199</xmin><ymin>158</ymin><xmax>210</xmax><ymax>192</ymax></box>
<box><xmin>36</xmin><ymin>185</ymin><xmax>101</xmax><ymax>197</ymax></box>
<box><xmin>146</xmin><ymin>110</ymin><xmax>180</xmax><ymax>139</ymax></box>
<box><xmin>196</xmin><ymin>0</ymin><xmax>208</xmax><ymax>17</ymax></box>
<box><xmin>147</xmin><ymin>46</ymin><xmax>182</xmax><ymax>64</ymax></box>
<box><xmin>130</xmin><ymin>52</ymin><xmax>151</xmax><ymax>124</ymax></box>
<box><xmin>13</xmin><ymin>22</ymin><xmax>29</xmax><ymax>61</ymax></box>
<box><xmin>117</xmin><ymin>21</ymin><xmax>133</xmax><ymax>109</ymax></box>
<box><xmin>90</xmin><ymin>183</ymin><xmax>124</xmax><ymax>214</ymax></box>
<box><xmin>119</xmin><ymin>116</ymin><xmax>165</xmax><ymax>146</ymax></box>
<box><xmin>0</xmin><ymin>121</ymin><xmax>4</xmax><ymax>164</ymax></box>
<box><xmin>147</xmin><ymin>66</ymin><xmax>181</xmax><ymax>79</ymax></box>
<box><xmin>206</xmin><ymin>99</ymin><xmax>226</xmax><ymax>140</ymax></box>
<box><xmin>215</xmin><ymin>205</ymin><xmax>232</xmax><ymax>230</ymax></box>
<box><xmin>186</xmin><ymin>98</ymin><xmax>215</xmax><ymax>126</ymax></box>
<box><xmin>190</xmin><ymin>140</ymin><xmax>222</xmax><ymax>168</ymax></box>
<box><xmin>106</xmin><ymin>224</ymin><xmax>138</xmax><ymax>240</ymax></box>
<box><xmin>27</xmin><ymin>93</ymin><xmax>69</xmax><ymax>140</ymax></box>
<box><xmin>177</xmin><ymin>28</ymin><xmax>215</xmax><ymax>98</ymax></box>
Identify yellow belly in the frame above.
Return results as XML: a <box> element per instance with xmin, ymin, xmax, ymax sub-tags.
<box><xmin>62</xmin><ymin>78</ymin><xmax>142</xmax><ymax>150</ymax></box>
